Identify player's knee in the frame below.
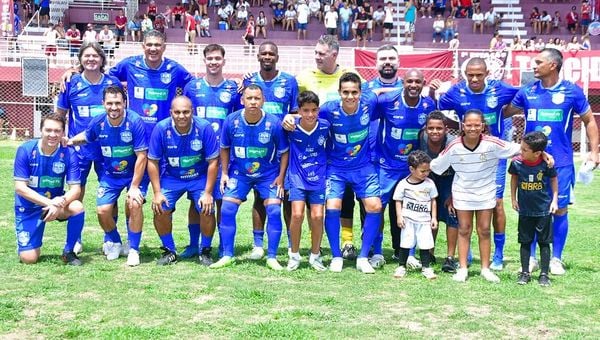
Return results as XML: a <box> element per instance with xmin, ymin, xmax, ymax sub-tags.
<box><xmin>364</xmin><ymin>200</ymin><xmax>382</xmax><ymax>213</ymax></box>
<box><xmin>266</xmin><ymin>204</ymin><xmax>281</xmax><ymax>220</ymax></box>
<box><xmin>221</xmin><ymin>199</ymin><xmax>239</xmax><ymax>217</ymax></box>
<box><xmin>312</xmin><ymin>209</ymin><xmax>324</xmax><ymax>221</ymax></box>
<box><xmin>68</xmin><ymin>200</ymin><xmax>84</xmax><ymax>214</ymax></box>
<box><xmin>96</xmin><ymin>204</ymin><xmax>113</xmax><ymax>216</ymax></box>
<box><xmin>457</xmin><ymin>224</ymin><xmax>472</xmax><ymax>237</ymax></box>
<box><xmin>291</xmin><ymin>209</ymin><xmax>304</xmax><ymax>222</ymax></box>
<box><xmin>19</xmin><ymin>250</ymin><xmax>40</xmax><ymax>264</ymax></box>
<box><xmin>477</xmin><ymin>225</ymin><xmax>491</xmax><ymax>238</ymax></box>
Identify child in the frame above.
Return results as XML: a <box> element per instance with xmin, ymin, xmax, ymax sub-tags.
<box><xmin>242</xmin><ymin>14</ymin><xmax>255</xmax><ymax>55</ymax></box>
<box><xmin>392</xmin><ymin>150</ymin><xmax>438</xmax><ymax>280</ymax></box>
<box><xmin>286</xmin><ymin>91</ymin><xmax>330</xmax><ymax>272</ymax></box>
<box><xmin>199</xmin><ymin>14</ymin><xmax>211</xmax><ymax>37</ymax></box>
<box><xmin>508</xmin><ymin>131</ymin><xmax>557</xmax><ymax>287</ymax></box>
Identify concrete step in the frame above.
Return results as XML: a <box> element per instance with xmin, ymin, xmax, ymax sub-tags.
<box><xmin>498</xmin><ymin>28</ymin><xmax>527</xmax><ymax>36</ymax></box>
<box><xmin>495</xmin><ymin>6</ymin><xmax>522</xmax><ymax>12</ymax></box>
<box><xmin>503</xmin><ymin>13</ymin><xmax>524</xmax><ymax>20</ymax></box>
<box><xmin>499</xmin><ymin>21</ymin><xmax>525</xmax><ymax>28</ymax></box>
<box><xmin>491</xmin><ymin>0</ymin><xmax>520</xmax><ymax>5</ymax></box>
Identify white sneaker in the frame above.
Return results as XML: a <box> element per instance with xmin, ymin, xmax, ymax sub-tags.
<box><xmin>73</xmin><ymin>241</ymin><xmax>83</xmax><ymax>255</ymax></box>
<box><xmin>248</xmin><ymin>246</ymin><xmax>265</xmax><ymax>260</ymax></box>
<box><xmin>406</xmin><ymin>256</ymin><xmax>422</xmax><ymax>269</ymax></box>
<box><xmin>287</xmin><ymin>255</ymin><xmax>301</xmax><ymax>271</ymax></box>
<box><xmin>520</xmin><ymin>257</ymin><xmax>539</xmax><ymax>273</ymax></box>
<box><xmin>267</xmin><ymin>258</ymin><xmax>283</xmax><ymax>271</ymax></box>
<box><xmin>120</xmin><ymin>241</ymin><xmax>130</xmax><ymax>256</ymax></box>
<box><xmin>368</xmin><ymin>254</ymin><xmax>386</xmax><ymax>269</ymax></box>
<box><xmin>105</xmin><ymin>241</ymin><xmax>122</xmax><ymax>261</ymax></box>
<box><xmin>329</xmin><ymin>257</ymin><xmax>344</xmax><ymax>272</ymax></box>
<box><xmin>308</xmin><ymin>253</ymin><xmax>327</xmax><ymax>272</ymax></box>
<box><xmin>452</xmin><ymin>268</ymin><xmax>468</xmax><ymax>282</ymax></box>
<box><xmin>127</xmin><ymin>249</ymin><xmax>140</xmax><ymax>267</ymax></box>
<box><xmin>356</xmin><ymin>258</ymin><xmax>375</xmax><ymax>274</ymax></box>
<box><xmin>209</xmin><ymin>256</ymin><xmax>235</xmax><ymax>269</ymax></box>
<box><xmin>550</xmin><ymin>257</ymin><xmax>566</xmax><ymax>275</ymax></box>
<box><xmin>480</xmin><ymin>268</ymin><xmax>501</xmax><ymax>283</ymax></box>
<box><xmin>422</xmin><ymin>267</ymin><xmax>437</xmax><ymax>280</ymax></box>
<box><xmin>393</xmin><ymin>265</ymin><xmax>407</xmax><ymax>278</ymax></box>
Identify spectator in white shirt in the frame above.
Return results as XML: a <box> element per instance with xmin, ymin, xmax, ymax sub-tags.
<box><xmin>98</xmin><ymin>25</ymin><xmax>115</xmax><ymax>61</ymax></box>
<box><xmin>472</xmin><ymin>6</ymin><xmax>483</xmax><ymax>33</ymax></box>
<box><xmin>324</xmin><ymin>5</ymin><xmax>338</xmax><ymax>35</ymax></box>
<box><xmin>82</xmin><ymin>23</ymin><xmax>97</xmax><ymax>43</ymax></box>
<box><xmin>432</xmin><ymin>13</ymin><xmax>444</xmax><ymax>42</ymax></box>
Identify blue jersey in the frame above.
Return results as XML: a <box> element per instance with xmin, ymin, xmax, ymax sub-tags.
<box><xmin>109</xmin><ymin>56</ymin><xmax>192</xmax><ymax>138</ymax></box>
<box><xmin>320</xmin><ymin>92</ymin><xmax>377</xmax><ymax>170</ymax></box>
<box><xmin>376</xmin><ymin>90</ymin><xmax>436</xmax><ymax>172</ymax></box>
<box><xmin>438</xmin><ymin>79</ymin><xmax>518</xmax><ymax>137</ymax></box>
<box><xmin>511</xmin><ymin>80</ymin><xmax>590</xmax><ymax>167</ymax></box>
<box><xmin>242</xmin><ymin>71</ymin><xmax>299</xmax><ymax>117</ymax></box>
<box><xmin>14</xmin><ymin>140</ymin><xmax>80</xmax><ymax>209</ymax></box>
<box><xmin>508</xmin><ymin>156</ymin><xmax>557</xmax><ymax>217</ymax></box>
<box><xmin>287</xmin><ymin>118</ymin><xmax>330</xmax><ymax>190</ymax></box>
<box><xmin>85</xmin><ymin>110</ymin><xmax>148</xmax><ymax>179</ymax></box>
<box><xmin>221</xmin><ymin>110</ymin><xmax>289</xmax><ymax>179</ymax></box>
<box><xmin>183</xmin><ymin>77</ymin><xmax>241</xmax><ymax>142</ymax></box>
<box><xmin>148</xmin><ymin>116</ymin><xmax>219</xmax><ymax>181</ymax></box>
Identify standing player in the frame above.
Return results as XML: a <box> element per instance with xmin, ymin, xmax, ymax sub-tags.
<box><xmin>14</xmin><ymin>114</ymin><xmax>85</xmax><ymax>266</ymax></box>
<box><xmin>505</xmin><ymin>48</ymin><xmax>599</xmax><ymax>275</ymax></box>
<box><xmin>68</xmin><ymin>86</ymin><xmax>148</xmax><ymax>266</ymax></box>
<box><xmin>148</xmin><ymin>96</ymin><xmax>219</xmax><ymax>265</ymax></box>
<box><xmin>212</xmin><ymin>85</ymin><xmax>289</xmax><ymax>270</ymax></box>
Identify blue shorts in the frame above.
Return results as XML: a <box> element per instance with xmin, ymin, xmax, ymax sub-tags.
<box><xmin>554</xmin><ymin>165</ymin><xmax>575</xmax><ymax>209</ymax></box>
<box><xmin>297</xmin><ymin>23</ymin><xmax>307</xmax><ymax>30</ymax></box>
<box><xmin>495</xmin><ymin>158</ymin><xmax>507</xmax><ymax>199</ymax></box>
<box><xmin>326</xmin><ymin>164</ymin><xmax>380</xmax><ymax>200</ymax></box>
<box><xmin>379</xmin><ymin>167</ymin><xmax>408</xmax><ymax>205</ymax></box>
<box><xmin>15</xmin><ymin>206</ymin><xmax>46</xmax><ymax>252</ymax></box>
<box><xmin>289</xmin><ymin>187</ymin><xmax>325</xmax><ymax>205</ymax></box>
<box><xmin>161</xmin><ymin>176</ymin><xmax>207</xmax><ymax>212</ymax></box>
<box><xmin>212</xmin><ymin>173</ymin><xmax>223</xmax><ymax>200</ymax></box>
<box><xmin>96</xmin><ymin>175</ymin><xmax>149</xmax><ymax>206</ymax></box>
<box><xmin>435</xmin><ymin>175</ymin><xmax>458</xmax><ymax>228</ymax></box>
<box><xmin>223</xmin><ymin>173</ymin><xmax>279</xmax><ymax>201</ymax></box>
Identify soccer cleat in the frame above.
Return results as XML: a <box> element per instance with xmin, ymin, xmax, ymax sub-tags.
<box><xmin>356</xmin><ymin>258</ymin><xmax>375</xmax><ymax>274</ymax></box>
<box><xmin>209</xmin><ymin>256</ymin><xmax>235</xmax><ymax>269</ymax></box>
<box><xmin>73</xmin><ymin>241</ymin><xmax>83</xmax><ymax>255</ymax></box>
<box><xmin>422</xmin><ymin>267</ymin><xmax>437</xmax><ymax>280</ymax></box>
<box><xmin>198</xmin><ymin>247</ymin><xmax>213</xmax><ymax>266</ymax></box>
<box><xmin>120</xmin><ymin>241</ymin><xmax>130</xmax><ymax>256</ymax></box>
<box><xmin>490</xmin><ymin>255</ymin><xmax>504</xmax><ymax>271</ymax></box>
<box><xmin>391</xmin><ymin>250</ymin><xmax>400</xmax><ymax>261</ymax></box>
<box><xmin>127</xmin><ymin>249</ymin><xmax>140</xmax><ymax>267</ymax></box>
<box><xmin>368</xmin><ymin>254</ymin><xmax>386</xmax><ymax>269</ymax></box>
<box><xmin>156</xmin><ymin>247</ymin><xmax>178</xmax><ymax>266</ymax></box>
<box><xmin>247</xmin><ymin>246</ymin><xmax>265</xmax><ymax>260</ymax></box>
<box><xmin>520</xmin><ymin>257</ymin><xmax>540</xmax><ymax>273</ymax></box>
<box><xmin>517</xmin><ymin>271</ymin><xmax>531</xmax><ymax>285</ymax></box>
<box><xmin>61</xmin><ymin>251</ymin><xmax>82</xmax><ymax>266</ymax></box>
<box><xmin>267</xmin><ymin>258</ymin><xmax>283</xmax><ymax>271</ymax></box>
<box><xmin>287</xmin><ymin>255</ymin><xmax>301</xmax><ymax>271</ymax></box>
<box><xmin>406</xmin><ymin>256</ymin><xmax>422</xmax><ymax>270</ymax></box>
<box><xmin>104</xmin><ymin>241</ymin><xmax>122</xmax><ymax>261</ymax></box>
<box><xmin>393</xmin><ymin>265</ymin><xmax>407</xmax><ymax>278</ymax></box>
<box><xmin>341</xmin><ymin>244</ymin><xmax>358</xmax><ymax>261</ymax></box>
<box><xmin>179</xmin><ymin>245</ymin><xmax>200</xmax><ymax>259</ymax></box>
<box><xmin>550</xmin><ymin>257</ymin><xmax>566</xmax><ymax>275</ymax></box>
<box><xmin>329</xmin><ymin>257</ymin><xmax>344</xmax><ymax>273</ymax></box>
<box><xmin>481</xmin><ymin>268</ymin><xmax>501</xmax><ymax>283</ymax></box>
<box><xmin>452</xmin><ymin>268</ymin><xmax>468</xmax><ymax>282</ymax></box>
<box><xmin>442</xmin><ymin>256</ymin><xmax>457</xmax><ymax>273</ymax></box>
<box><xmin>538</xmin><ymin>273</ymin><xmax>551</xmax><ymax>287</ymax></box>
<box><xmin>308</xmin><ymin>254</ymin><xmax>327</xmax><ymax>272</ymax></box>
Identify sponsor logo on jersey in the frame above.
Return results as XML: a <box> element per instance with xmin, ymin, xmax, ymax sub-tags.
<box><xmin>40</xmin><ymin>176</ymin><xmax>62</xmax><ymax>188</ymax></box>
<box><xmin>390</xmin><ymin>127</ymin><xmax>402</xmax><ymax>140</ymax></box>
<box><xmin>142</xmin><ymin>103</ymin><xmax>159</xmax><ymax>116</ymax></box>
<box><xmin>398</xmin><ymin>143</ymin><xmax>413</xmax><ymax>155</ymax></box>
<box><xmin>111</xmin><ymin>160</ymin><xmax>128</xmax><ymax>172</ymax></box>
<box><xmin>345</xmin><ymin>144</ymin><xmax>361</xmax><ymax>157</ymax></box>
<box><xmin>168</xmin><ymin>157</ymin><xmax>180</xmax><ymax>167</ymax></box>
<box><xmin>245</xmin><ymin>161</ymin><xmax>261</xmax><ymax>174</ymax></box>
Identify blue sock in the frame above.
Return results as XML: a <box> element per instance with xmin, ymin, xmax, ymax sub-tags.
<box><xmin>530</xmin><ymin>234</ymin><xmax>538</xmax><ymax>257</ymax></box>
<box><xmin>553</xmin><ymin>213</ymin><xmax>568</xmax><ymax>259</ymax></box>
<box><xmin>64</xmin><ymin>212</ymin><xmax>85</xmax><ymax>252</ymax></box>
<box><xmin>220</xmin><ymin>200</ymin><xmax>239</xmax><ymax>257</ymax></box>
<box><xmin>493</xmin><ymin>233</ymin><xmax>505</xmax><ymax>260</ymax></box>
<box><xmin>467</xmin><ymin>247</ymin><xmax>473</xmax><ymax>265</ymax></box>
<box><xmin>373</xmin><ymin>232</ymin><xmax>383</xmax><ymax>255</ymax></box>
<box><xmin>188</xmin><ymin>223</ymin><xmax>200</xmax><ymax>248</ymax></box>
<box><xmin>128</xmin><ymin>230</ymin><xmax>142</xmax><ymax>251</ymax></box>
<box><xmin>200</xmin><ymin>233</ymin><xmax>213</xmax><ymax>248</ymax></box>
<box><xmin>104</xmin><ymin>215</ymin><xmax>120</xmax><ymax>242</ymax></box>
<box><xmin>218</xmin><ymin>230</ymin><xmax>224</xmax><ymax>257</ymax></box>
<box><xmin>266</xmin><ymin>204</ymin><xmax>283</xmax><ymax>259</ymax></box>
<box><xmin>360</xmin><ymin>212</ymin><xmax>381</xmax><ymax>258</ymax></box>
<box><xmin>325</xmin><ymin>209</ymin><xmax>342</xmax><ymax>258</ymax></box>
<box><xmin>159</xmin><ymin>233</ymin><xmax>176</xmax><ymax>253</ymax></box>
<box><xmin>253</xmin><ymin>230</ymin><xmax>264</xmax><ymax>248</ymax></box>
<box><xmin>106</xmin><ymin>228</ymin><xmax>122</xmax><ymax>244</ymax></box>
<box><xmin>409</xmin><ymin>247</ymin><xmax>416</xmax><ymax>257</ymax></box>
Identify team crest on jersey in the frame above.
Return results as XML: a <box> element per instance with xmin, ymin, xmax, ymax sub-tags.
<box><xmin>360</xmin><ymin>113</ymin><xmax>370</xmax><ymax>126</ymax></box>
<box><xmin>52</xmin><ymin>161</ymin><xmax>65</xmax><ymax>174</ymax></box>
<box><xmin>486</xmin><ymin>96</ymin><xmax>498</xmax><ymax>109</ymax></box>
<box><xmin>317</xmin><ymin>135</ymin><xmax>326</xmax><ymax>146</ymax></box>
<box><xmin>418</xmin><ymin>113</ymin><xmax>427</xmax><ymax>125</ymax></box>
<box><xmin>220</xmin><ymin>91</ymin><xmax>232</xmax><ymax>103</ymax></box>
<box><xmin>274</xmin><ymin>87</ymin><xmax>285</xmax><ymax>99</ymax></box>
<box><xmin>190</xmin><ymin>139</ymin><xmax>202</xmax><ymax>151</ymax></box>
<box><xmin>552</xmin><ymin>93</ymin><xmax>565</xmax><ymax>104</ymax></box>
<box><xmin>258</xmin><ymin>132</ymin><xmax>271</xmax><ymax>144</ymax></box>
<box><xmin>97</xmin><ymin>187</ymin><xmax>106</xmax><ymax>198</ymax></box>
<box><xmin>17</xmin><ymin>231</ymin><xmax>30</xmax><ymax>246</ymax></box>
<box><xmin>391</xmin><ymin>127</ymin><xmax>402</xmax><ymax>140</ymax></box>
<box><xmin>537</xmin><ymin>170</ymin><xmax>544</xmax><ymax>181</ymax></box>
<box><xmin>120</xmin><ymin>131</ymin><xmax>133</xmax><ymax>143</ymax></box>
<box><xmin>480</xmin><ymin>152</ymin><xmax>487</xmax><ymax>161</ymax></box>
<box><xmin>161</xmin><ymin>72</ymin><xmax>172</xmax><ymax>84</ymax></box>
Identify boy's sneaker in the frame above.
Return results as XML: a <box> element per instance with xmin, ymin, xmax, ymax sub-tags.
<box><xmin>61</xmin><ymin>251</ymin><xmax>82</xmax><ymax>266</ymax></box>
<box><xmin>368</xmin><ymin>254</ymin><xmax>386</xmax><ymax>269</ymax></box>
<box><xmin>442</xmin><ymin>256</ymin><xmax>457</xmax><ymax>273</ymax></box>
<box><xmin>393</xmin><ymin>265</ymin><xmax>407</xmax><ymax>278</ymax></box>
<box><xmin>104</xmin><ymin>241</ymin><xmax>122</xmax><ymax>261</ymax></box>
<box><xmin>73</xmin><ymin>241</ymin><xmax>83</xmax><ymax>255</ymax></box>
<box><xmin>538</xmin><ymin>273</ymin><xmax>551</xmax><ymax>287</ymax></box>
<box><xmin>266</xmin><ymin>258</ymin><xmax>283</xmax><ymax>271</ymax></box>
<box><xmin>517</xmin><ymin>271</ymin><xmax>531</xmax><ymax>285</ymax></box>
<box><xmin>490</xmin><ymin>255</ymin><xmax>504</xmax><ymax>271</ymax></box>
<box><xmin>391</xmin><ymin>250</ymin><xmax>400</xmax><ymax>261</ymax></box>
<box><xmin>550</xmin><ymin>257</ymin><xmax>566</xmax><ymax>275</ymax></box>
<box><xmin>121</xmin><ymin>241</ymin><xmax>130</xmax><ymax>256</ymax></box>
<box><xmin>356</xmin><ymin>258</ymin><xmax>375</xmax><ymax>274</ymax></box>
<box><xmin>480</xmin><ymin>268</ymin><xmax>501</xmax><ymax>283</ymax></box>
<box><xmin>127</xmin><ymin>249</ymin><xmax>140</xmax><ymax>267</ymax></box>
<box><xmin>156</xmin><ymin>247</ymin><xmax>178</xmax><ymax>266</ymax></box>
<box><xmin>329</xmin><ymin>257</ymin><xmax>344</xmax><ymax>272</ymax></box>
<box><xmin>422</xmin><ymin>267</ymin><xmax>437</xmax><ymax>280</ymax></box>
<box><xmin>180</xmin><ymin>245</ymin><xmax>200</xmax><ymax>259</ymax></box>
<box><xmin>308</xmin><ymin>254</ymin><xmax>327</xmax><ymax>272</ymax></box>
<box><xmin>406</xmin><ymin>256</ymin><xmax>422</xmax><ymax>269</ymax></box>
<box><xmin>199</xmin><ymin>247</ymin><xmax>213</xmax><ymax>266</ymax></box>
<box><xmin>452</xmin><ymin>268</ymin><xmax>468</xmax><ymax>282</ymax></box>
<box><xmin>247</xmin><ymin>246</ymin><xmax>265</xmax><ymax>260</ymax></box>
<box><xmin>287</xmin><ymin>255</ymin><xmax>301</xmax><ymax>271</ymax></box>
<box><xmin>342</xmin><ymin>244</ymin><xmax>357</xmax><ymax>261</ymax></box>
<box><xmin>209</xmin><ymin>256</ymin><xmax>235</xmax><ymax>269</ymax></box>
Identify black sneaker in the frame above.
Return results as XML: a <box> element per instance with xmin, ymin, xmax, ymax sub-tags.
<box><xmin>61</xmin><ymin>251</ymin><xmax>82</xmax><ymax>266</ymax></box>
<box><xmin>157</xmin><ymin>247</ymin><xmax>178</xmax><ymax>266</ymax></box>
<box><xmin>441</xmin><ymin>256</ymin><xmax>457</xmax><ymax>273</ymax></box>
<box><xmin>391</xmin><ymin>250</ymin><xmax>400</xmax><ymax>261</ymax></box>
<box><xmin>342</xmin><ymin>244</ymin><xmax>357</xmax><ymax>261</ymax></box>
<box><xmin>517</xmin><ymin>271</ymin><xmax>531</xmax><ymax>285</ymax></box>
<box><xmin>199</xmin><ymin>247</ymin><xmax>214</xmax><ymax>266</ymax></box>
<box><xmin>538</xmin><ymin>273</ymin><xmax>551</xmax><ymax>287</ymax></box>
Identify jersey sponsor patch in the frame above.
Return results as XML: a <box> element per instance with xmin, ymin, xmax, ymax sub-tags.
<box><xmin>402</xmin><ymin>128</ymin><xmax>419</xmax><ymax>140</ymax></box>
<box><xmin>180</xmin><ymin>155</ymin><xmax>200</xmax><ymax>167</ymax></box>
<box><xmin>390</xmin><ymin>127</ymin><xmax>402</xmax><ymax>140</ymax></box>
<box><xmin>347</xmin><ymin>128</ymin><xmax>368</xmax><ymax>143</ymax></box>
<box><xmin>28</xmin><ymin>176</ymin><xmax>39</xmax><ymax>187</ymax></box>
<box><xmin>537</xmin><ymin>109</ymin><xmax>563</xmax><ymax>122</ymax></box>
<box><xmin>112</xmin><ymin>146</ymin><xmax>134</xmax><ymax>157</ymax></box>
<box><xmin>145</xmin><ymin>88</ymin><xmax>168</xmax><ymax>101</ymax></box>
<box><xmin>205</xmin><ymin>107</ymin><xmax>227</xmax><ymax>119</ymax></box>
<box><xmin>247</xmin><ymin>147</ymin><xmax>267</xmax><ymax>158</ymax></box>
<box><xmin>334</xmin><ymin>133</ymin><xmax>347</xmax><ymax>144</ymax></box>
<box><xmin>168</xmin><ymin>157</ymin><xmax>180</xmax><ymax>167</ymax></box>
<box><xmin>17</xmin><ymin>231</ymin><xmax>30</xmax><ymax>247</ymax></box>
<box><xmin>40</xmin><ymin>176</ymin><xmax>63</xmax><ymax>188</ymax></box>
<box><xmin>234</xmin><ymin>146</ymin><xmax>246</xmax><ymax>158</ymax></box>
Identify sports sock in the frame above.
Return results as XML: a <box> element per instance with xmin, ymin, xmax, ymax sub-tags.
<box><xmin>265</xmin><ymin>204</ymin><xmax>283</xmax><ymax>259</ymax></box>
<box><xmin>493</xmin><ymin>232</ymin><xmax>505</xmax><ymax>260</ymax></box>
<box><xmin>128</xmin><ymin>230</ymin><xmax>142</xmax><ymax>251</ymax></box>
<box><xmin>539</xmin><ymin>243</ymin><xmax>551</xmax><ymax>274</ymax></box>
<box><xmin>420</xmin><ymin>249</ymin><xmax>431</xmax><ymax>268</ymax></box>
<box><xmin>398</xmin><ymin>247</ymin><xmax>410</xmax><ymax>266</ymax></box>
<box><xmin>159</xmin><ymin>233</ymin><xmax>176</xmax><ymax>253</ymax></box>
<box><xmin>530</xmin><ymin>234</ymin><xmax>538</xmax><ymax>258</ymax></box>
<box><xmin>200</xmin><ymin>233</ymin><xmax>213</xmax><ymax>249</ymax></box>
<box><xmin>409</xmin><ymin>247</ymin><xmax>416</xmax><ymax>257</ymax></box>
<box><xmin>373</xmin><ymin>231</ymin><xmax>384</xmax><ymax>255</ymax></box>
<box><xmin>325</xmin><ymin>209</ymin><xmax>342</xmax><ymax>258</ymax></box>
<box><xmin>552</xmin><ymin>213</ymin><xmax>568</xmax><ymax>259</ymax></box>
<box><xmin>520</xmin><ymin>242</ymin><xmax>531</xmax><ymax>273</ymax></box>
<box><xmin>359</xmin><ymin>212</ymin><xmax>381</xmax><ymax>258</ymax></box>
<box><xmin>341</xmin><ymin>226</ymin><xmax>353</xmax><ymax>246</ymax></box>
<box><xmin>187</xmin><ymin>223</ymin><xmax>200</xmax><ymax>248</ymax></box>
<box><xmin>106</xmin><ymin>228</ymin><xmax>122</xmax><ymax>244</ymax></box>
<box><xmin>253</xmin><ymin>230</ymin><xmax>265</xmax><ymax>248</ymax></box>
<box><xmin>64</xmin><ymin>212</ymin><xmax>85</xmax><ymax>252</ymax></box>
<box><xmin>220</xmin><ymin>200</ymin><xmax>239</xmax><ymax>257</ymax></box>
<box><xmin>104</xmin><ymin>215</ymin><xmax>120</xmax><ymax>243</ymax></box>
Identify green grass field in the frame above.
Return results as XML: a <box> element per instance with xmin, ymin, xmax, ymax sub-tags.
<box><xmin>1</xmin><ymin>141</ymin><xmax>599</xmax><ymax>338</ymax></box>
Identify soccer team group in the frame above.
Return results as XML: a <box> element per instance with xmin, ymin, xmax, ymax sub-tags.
<box><xmin>14</xmin><ymin>31</ymin><xmax>599</xmax><ymax>285</ymax></box>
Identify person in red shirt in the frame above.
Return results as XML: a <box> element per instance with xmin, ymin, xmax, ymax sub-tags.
<box><xmin>459</xmin><ymin>0</ymin><xmax>472</xmax><ymax>18</ymax></box>
<box><xmin>185</xmin><ymin>11</ymin><xmax>197</xmax><ymax>54</ymax></box>
<box><xmin>581</xmin><ymin>0</ymin><xmax>591</xmax><ymax>34</ymax></box>
<box><xmin>65</xmin><ymin>23</ymin><xmax>81</xmax><ymax>62</ymax></box>
<box><xmin>566</xmin><ymin>6</ymin><xmax>579</xmax><ymax>34</ymax></box>
<box><xmin>114</xmin><ymin>9</ymin><xmax>127</xmax><ymax>45</ymax></box>
<box><xmin>172</xmin><ymin>3</ymin><xmax>185</xmax><ymax>28</ymax></box>
<box><xmin>147</xmin><ymin>0</ymin><xmax>158</xmax><ymax>22</ymax></box>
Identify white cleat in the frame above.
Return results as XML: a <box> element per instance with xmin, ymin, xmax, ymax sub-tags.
<box><xmin>406</xmin><ymin>256</ymin><xmax>422</xmax><ymax>269</ymax></box>
<box><xmin>126</xmin><ymin>249</ymin><xmax>140</xmax><ymax>267</ymax></box>
<box><xmin>104</xmin><ymin>241</ymin><xmax>122</xmax><ymax>261</ymax></box>
<box><xmin>480</xmin><ymin>268</ymin><xmax>501</xmax><ymax>283</ymax></box>
<box><xmin>247</xmin><ymin>246</ymin><xmax>265</xmax><ymax>260</ymax></box>
<box><xmin>267</xmin><ymin>258</ymin><xmax>283</xmax><ymax>271</ymax></box>
<box><xmin>368</xmin><ymin>254</ymin><xmax>386</xmax><ymax>269</ymax></box>
<box><xmin>452</xmin><ymin>268</ymin><xmax>468</xmax><ymax>282</ymax></box>
<box><xmin>308</xmin><ymin>254</ymin><xmax>327</xmax><ymax>272</ymax></box>
<box><xmin>550</xmin><ymin>257</ymin><xmax>566</xmax><ymax>275</ymax></box>
<box><xmin>422</xmin><ymin>267</ymin><xmax>437</xmax><ymax>280</ymax></box>
<box><xmin>393</xmin><ymin>266</ymin><xmax>407</xmax><ymax>278</ymax></box>
<box><xmin>329</xmin><ymin>257</ymin><xmax>344</xmax><ymax>273</ymax></box>
<box><xmin>356</xmin><ymin>258</ymin><xmax>375</xmax><ymax>274</ymax></box>
<box><xmin>287</xmin><ymin>255</ymin><xmax>301</xmax><ymax>271</ymax></box>
<box><xmin>73</xmin><ymin>241</ymin><xmax>83</xmax><ymax>255</ymax></box>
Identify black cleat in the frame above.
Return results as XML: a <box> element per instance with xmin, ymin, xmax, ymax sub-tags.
<box><xmin>157</xmin><ymin>247</ymin><xmax>178</xmax><ymax>266</ymax></box>
<box><xmin>538</xmin><ymin>273</ymin><xmax>551</xmax><ymax>287</ymax></box>
<box><xmin>517</xmin><ymin>271</ymin><xmax>531</xmax><ymax>285</ymax></box>
<box><xmin>62</xmin><ymin>251</ymin><xmax>82</xmax><ymax>266</ymax></box>
<box><xmin>342</xmin><ymin>244</ymin><xmax>357</xmax><ymax>261</ymax></box>
<box><xmin>441</xmin><ymin>256</ymin><xmax>457</xmax><ymax>273</ymax></box>
<box><xmin>199</xmin><ymin>247</ymin><xmax>214</xmax><ymax>266</ymax></box>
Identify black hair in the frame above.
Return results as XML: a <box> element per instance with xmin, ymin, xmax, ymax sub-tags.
<box><xmin>426</xmin><ymin>110</ymin><xmax>447</xmax><ymax>126</ymax></box>
<box><xmin>203</xmin><ymin>43</ymin><xmax>225</xmax><ymax>57</ymax></box>
<box><xmin>298</xmin><ymin>90</ymin><xmax>319</xmax><ymax>108</ymax></box>
<box><xmin>522</xmin><ymin>131</ymin><xmax>548</xmax><ymax>152</ymax></box>
<box><xmin>407</xmin><ymin>150</ymin><xmax>432</xmax><ymax>168</ymax></box>
<box><xmin>460</xmin><ymin>109</ymin><xmax>488</xmax><ymax>136</ymax></box>
<box><xmin>338</xmin><ymin>72</ymin><xmax>361</xmax><ymax>90</ymax></box>
<box><xmin>243</xmin><ymin>84</ymin><xmax>264</xmax><ymax>95</ymax></box>
<box><xmin>40</xmin><ymin>113</ymin><xmax>66</xmax><ymax>131</ymax></box>
<box><xmin>103</xmin><ymin>85</ymin><xmax>127</xmax><ymax>101</ymax></box>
